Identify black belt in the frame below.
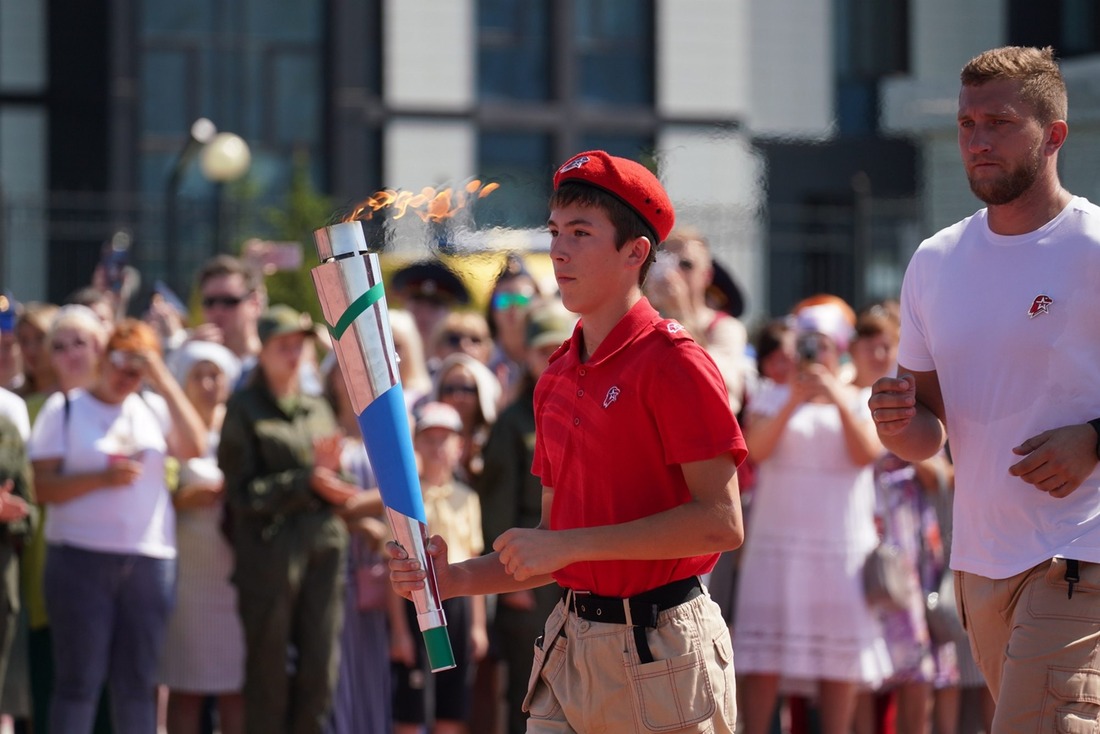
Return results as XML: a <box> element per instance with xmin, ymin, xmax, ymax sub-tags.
<box><xmin>563</xmin><ymin>577</ymin><xmax>703</xmax><ymax>663</ymax></box>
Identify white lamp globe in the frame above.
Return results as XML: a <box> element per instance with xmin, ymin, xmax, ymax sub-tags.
<box><xmin>200</xmin><ymin>132</ymin><xmax>252</xmax><ymax>183</ymax></box>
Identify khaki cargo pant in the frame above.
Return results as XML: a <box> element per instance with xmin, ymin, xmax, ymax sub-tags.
<box><xmin>523</xmin><ymin>590</ymin><xmax>736</xmax><ymax>734</ymax></box>
<box><xmin>959</xmin><ymin>558</ymin><xmax>1100</xmax><ymax>734</ymax></box>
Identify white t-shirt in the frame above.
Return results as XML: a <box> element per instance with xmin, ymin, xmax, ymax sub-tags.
<box><xmin>28</xmin><ymin>389</ymin><xmax>176</xmax><ymax>558</ymax></box>
<box><xmin>898</xmin><ymin>196</ymin><xmax>1100</xmax><ymax>578</ymax></box>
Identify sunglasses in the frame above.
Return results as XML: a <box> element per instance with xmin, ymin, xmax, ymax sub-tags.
<box><xmin>201</xmin><ymin>293</ymin><xmax>248</xmax><ymax>309</ymax></box>
<box><xmin>491</xmin><ymin>292</ymin><xmax>534</xmax><ymax>311</ymax></box>
<box><xmin>440</xmin><ymin>384</ymin><xmax>478</xmax><ymax>397</ymax></box>
<box><xmin>443</xmin><ymin>332</ymin><xmax>486</xmax><ymax>348</ymax></box>
<box><xmin>108</xmin><ymin>350</ymin><xmax>146</xmax><ymax>376</ymax></box>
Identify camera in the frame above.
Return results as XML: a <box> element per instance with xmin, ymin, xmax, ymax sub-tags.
<box><xmin>797</xmin><ymin>332</ymin><xmax>823</xmax><ymax>365</ymax></box>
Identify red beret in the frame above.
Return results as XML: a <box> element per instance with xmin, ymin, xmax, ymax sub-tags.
<box><xmin>553</xmin><ymin>150</ymin><xmax>675</xmax><ymax>243</ymax></box>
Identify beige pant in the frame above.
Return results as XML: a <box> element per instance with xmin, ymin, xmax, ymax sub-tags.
<box><xmin>522</xmin><ymin>591</ymin><xmax>736</xmax><ymax>734</ymax></box>
<box><xmin>959</xmin><ymin>558</ymin><xmax>1100</xmax><ymax>734</ymax></box>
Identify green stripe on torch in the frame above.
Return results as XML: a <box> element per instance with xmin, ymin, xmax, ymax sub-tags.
<box><xmin>328</xmin><ymin>282</ymin><xmax>385</xmax><ymax>339</ymax></box>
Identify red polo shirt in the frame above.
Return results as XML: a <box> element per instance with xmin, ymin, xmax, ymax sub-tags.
<box><xmin>532</xmin><ymin>298</ymin><xmax>748</xmax><ymax>598</ymax></box>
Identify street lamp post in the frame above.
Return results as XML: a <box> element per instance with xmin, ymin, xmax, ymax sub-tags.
<box><xmin>163</xmin><ymin>119</ymin><xmax>251</xmax><ymax>293</ymax></box>
<box><xmin>200</xmin><ymin>132</ymin><xmax>252</xmax><ymax>256</ymax></box>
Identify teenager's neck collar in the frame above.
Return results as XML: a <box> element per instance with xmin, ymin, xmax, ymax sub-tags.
<box><xmin>578</xmin><ymin>290</ymin><xmax>642</xmax><ymax>362</ymax></box>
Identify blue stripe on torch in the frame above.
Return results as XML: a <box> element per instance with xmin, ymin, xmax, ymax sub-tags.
<box><xmin>356</xmin><ymin>383</ymin><xmax>427</xmax><ymax>522</ymax></box>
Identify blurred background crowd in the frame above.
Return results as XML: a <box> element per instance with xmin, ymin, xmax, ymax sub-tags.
<box><xmin>0</xmin><ymin>224</ymin><xmax>991</xmax><ymax>734</ymax></box>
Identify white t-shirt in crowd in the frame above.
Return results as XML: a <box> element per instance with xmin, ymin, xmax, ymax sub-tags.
<box><xmin>28</xmin><ymin>388</ymin><xmax>176</xmax><ymax>559</ymax></box>
<box><xmin>898</xmin><ymin>196</ymin><xmax>1100</xmax><ymax>579</ymax></box>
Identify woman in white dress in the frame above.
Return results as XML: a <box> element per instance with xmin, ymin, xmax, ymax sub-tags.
<box><xmin>159</xmin><ymin>340</ymin><xmax>244</xmax><ymax>734</ymax></box>
<box><xmin>734</xmin><ymin>296</ymin><xmax>891</xmax><ymax>734</ymax></box>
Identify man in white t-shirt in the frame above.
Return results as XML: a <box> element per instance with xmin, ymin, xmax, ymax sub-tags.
<box><xmin>869</xmin><ymin>46</ymin><xmax>1100</xmax><ymax>733</ymax></box>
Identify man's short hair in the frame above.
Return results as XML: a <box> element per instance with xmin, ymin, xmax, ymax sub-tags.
<box><xmin>548</xmin><ymin>181</ymin><xmax>659</xmax><ymax>283</ymax></box>
<box><xmin>195</xmin><ymin>254</ymin><xmax>264</xmax><ymax>294</ymax></box>
<box><xmin>961</xmin><ymin>46</ymin><xmax>1067</xmax><ymax>125</ymax></box>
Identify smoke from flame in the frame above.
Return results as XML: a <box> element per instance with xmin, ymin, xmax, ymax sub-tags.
<box><xmin>343</xmin><ymin>180</ymin><xmax>500</xmax><ymax>224</ymax></box>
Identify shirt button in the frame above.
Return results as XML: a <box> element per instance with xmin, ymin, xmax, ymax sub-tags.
<box><xmin>576</xmin><ymin>389</ymin><xmax>584</xmax><ymax>397</ymax></box>
<box><xmin>573</xmin><ymin>418</ymin><xmax>580</xmax><ymax>426</ymax></box>
<box><xmin>579</xmin><ymin>368</ymin><xmax>586</xmax><ymax>377</ymax></box>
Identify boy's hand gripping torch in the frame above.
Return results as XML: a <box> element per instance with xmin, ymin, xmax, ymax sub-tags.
<box><xmin>311</xmin><ymin>221</ymin><xmax>456</xmax><ymax>672</ymax></box>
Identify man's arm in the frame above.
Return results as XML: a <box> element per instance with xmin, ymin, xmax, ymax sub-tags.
<box><xmin>869</xmin><ymin>367</ymin><xmax>947</xmax><ymax>463</ymax></box>
<box><xmin>493</xmin><ymin>453</ymin><xmax>742</xmax><ymax>582</ymax></box>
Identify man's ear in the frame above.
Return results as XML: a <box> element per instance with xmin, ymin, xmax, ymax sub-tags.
<box><xmin>1047</xmin><ymin>119</ymin><xmax>1069</xmax><ymax>155</ymax></box>
<box><xmin>625</xmin><ymin>236</ymin><xmax>651</xmax><ymax>269</ymax></box>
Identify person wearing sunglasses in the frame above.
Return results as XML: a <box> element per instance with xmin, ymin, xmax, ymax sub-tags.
<box><xmin>191</xmin><ymin>256</ymin><xmax>265</xmax><ymax>378</ymax></box>
<box><xmin>430</xmin><ymin>353</ymin><xmax>501</xmax><ymax>484</ymax></box>
<box><xmin>485</xmin><ymin>254</ymin><xmax>543</xmax><ymax>407</ymax></box>
<box><xmin>427</xmin><ymin>312</ymin><xmax>494</xmax><ymax>374</ymax></box>
<box><xmin>28</xmin><ymin>319</ymin><xmax>207</xmax><ymax>734</ymax></box>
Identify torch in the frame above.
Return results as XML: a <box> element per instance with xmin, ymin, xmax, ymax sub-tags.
<box><xmin>311</xmin><ymin>220</ymin><xmax>456</xmax><ymax>672</ymax></box>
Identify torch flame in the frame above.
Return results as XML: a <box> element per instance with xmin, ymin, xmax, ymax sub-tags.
<box><xmin>344</xmin><ymin>179</ymin><xmax>500</xmax><ymax>224</ymax></box>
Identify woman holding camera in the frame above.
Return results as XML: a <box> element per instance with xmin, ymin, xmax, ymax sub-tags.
<box><xmin>733</xmin><ymin>295</ymin><xmax>890</xmax><ymax>734</ymax></box>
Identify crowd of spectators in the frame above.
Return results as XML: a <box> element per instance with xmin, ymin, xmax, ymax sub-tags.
<box><xmin>0</xmin><ymin>233</ymin><xmax>988</xmax><ymax>734</ymax></box>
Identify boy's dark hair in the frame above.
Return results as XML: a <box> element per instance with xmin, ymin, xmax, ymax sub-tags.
<box><xmin>195</xmin><ymin>254</ymin><xmax>263</xmax><ymax>293</ymax></box>
<box><xmin>549</xmin><ymin>181</ymin><xmax>659</xmax><ymax>285</ymax></box>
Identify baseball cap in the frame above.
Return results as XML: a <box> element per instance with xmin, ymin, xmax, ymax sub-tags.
<box><xmin>414</xmin><ymin>401</ymin><xmax>464</xmax><ymax>434</ymax></box>
<box><xmin>167</xmin><ymin>339</ymin><xmax>242</xmax><ymax>387</ymax></box>
<box><xmin>258</xmin><ymin>304</ymin><xmax>315</xmax><ymax>345</ymax></box>
<box><xmin>525</xmin><ymin>302</ymin><xmax>575</xmax><ymax>351</ymax></box>
<box><xmin>553</xmin><ymin>150</ymin><xmax>675</xmax><ymax>243</ymax></box>
<box><xmin>391</xmin><ymin>261</ymin><xmax>470</xmax><ymax>307</ymax></box>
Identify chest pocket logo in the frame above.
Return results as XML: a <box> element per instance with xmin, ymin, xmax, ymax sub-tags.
<box><xmin>603</xmin><ymin>386</ymin><xmax>621</xmax><ymax>409</ymax></box>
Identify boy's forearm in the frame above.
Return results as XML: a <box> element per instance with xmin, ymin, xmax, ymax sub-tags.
<box><xmin>564</xmin><ymin>498</ymin><xmax>742</xmax><ymax>564</ymax></box>
<box><xmin>447</xmin><ymin>552</ymin><xmax>555</xmax><ymax>600</ymax></box>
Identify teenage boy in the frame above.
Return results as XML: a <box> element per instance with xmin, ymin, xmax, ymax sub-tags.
<box><xmin>391</xmin><ymin>150</ymin><xmax>747</xmax><ymax>733</ymax></box>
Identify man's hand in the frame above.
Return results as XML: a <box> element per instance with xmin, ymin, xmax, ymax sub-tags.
<box><xmin>1010</xmin><ymin>424</ymin><xmax>1099</xmax><ymax>498</ymax></box>
<box><xmin>493</xmin><ymin>527</ymin><xmax>572</xmax><ymax>582</ymax></box>
<box><xmin>868</xmin><ymin>374</ymin><xmax>917</xmax><ymax>436</ymax></box>
<box><xmin>386</xmin><ymin>534</ymin><xmax>452</xmax><ymax>601</ymax></box>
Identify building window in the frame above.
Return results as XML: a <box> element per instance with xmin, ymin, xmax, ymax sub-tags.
<box><xmin>477</xmin><ymin>0</ymin><xmax>551</xmax><ymax>102</ymax></box>
<box><xmin>834</xmin><ymin>0</ymin><xmax>908</xmax><ymax>136</ymax></box>
<box><xmin>477</xmin><ymin>131</ymin><xmax>553</xmax><ymax>229</ymax></box>
<box><xmin>575</xmin><ymin>0</ymin><xmax>653</xmax><ymax>106</ymax></box>
<box><xmin>1009</xmin><ymin>0</ymin><xmax>1100</xmax><ymax>58</ymax></box>
<box><xmin>577</xmin><ymin>133</ymin><xmax>653</xmax><ymax>162</ymax></box>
